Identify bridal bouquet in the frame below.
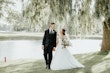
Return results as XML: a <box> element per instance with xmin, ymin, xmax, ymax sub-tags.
<box><xmin>62</xmin><ymin>38</ymin><xmax>70</xmax><ymax>48</ymax></box>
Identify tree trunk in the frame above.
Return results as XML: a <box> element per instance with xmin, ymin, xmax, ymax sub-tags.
<box><xmin>101</xmin><ymin>18</ymin><xmax>110</xmax><ymax>51</ymax></box>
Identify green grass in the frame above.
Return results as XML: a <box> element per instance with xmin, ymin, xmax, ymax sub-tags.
<box><xmin>97</xmin><ymin>51</ymin><xmax>109</xmax><ymax>55</ymax></box>
<box><xmin>0</xmin><ymin>52</ymin><xmax>110</xmax><ymax>73</ymax></box>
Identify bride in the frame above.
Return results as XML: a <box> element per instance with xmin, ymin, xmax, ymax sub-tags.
<box><xmin>50</xmin><ymin>29</ymin><xmax>84</xmax><ymax>70</ymax></box>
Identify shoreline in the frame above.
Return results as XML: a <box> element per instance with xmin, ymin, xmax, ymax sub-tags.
<box><xmin>0</xmin><ymin>32</ymin><xmax>102</xmax><ymax>40</ymax></box>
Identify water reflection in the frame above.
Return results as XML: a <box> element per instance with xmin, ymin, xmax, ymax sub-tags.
<box><xmin>0</xmin><ymin>39</ymin><xmax>101</xmax><ymax>61</ymax></box>
<box><xmin>0</xmin><ymin>40</ymin><xmax>43</xmax><ymax>61</ymax></box>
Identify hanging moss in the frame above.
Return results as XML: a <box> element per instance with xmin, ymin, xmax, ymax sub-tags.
<box><xmin>0</xmin><ymin>0</ymin><xmax>108</xmax><ymax>35</ymax></box>
<box><xmin>95</xmin><ymin>0</ymin><xmax>110</xmax><ymax>17</ymax></box>
<box><xmin>81</xmin><ymin>11</ymin><xmax>85</xmax><ymax>16</ymax></box>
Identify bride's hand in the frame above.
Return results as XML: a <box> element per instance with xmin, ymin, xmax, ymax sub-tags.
<box><xmin>42</xmin><ymin>45</ymin><xmax>44</xmax><ymax>50</ymax></box>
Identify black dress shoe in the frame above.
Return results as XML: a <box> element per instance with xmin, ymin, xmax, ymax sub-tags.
<box><xmin>48</xmin><ymin>67</ymin><xmax>51</xmax><ymax>69</ymax></box>
<box><xmin>48</xmin><ymin>65</ymin><xmax>51</xmax><ymax>69</ymax></box>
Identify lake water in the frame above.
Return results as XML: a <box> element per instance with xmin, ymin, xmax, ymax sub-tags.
<box><xmin>0</xmin><ymin>39</ymin><xmax>101</xmax><ymax>61</ymax></box>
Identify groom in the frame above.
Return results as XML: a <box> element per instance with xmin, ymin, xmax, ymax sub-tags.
<box><xmin>42</xmin><ymin>23</ymin><xmax>57</xmax><ymax>69</ymax></box>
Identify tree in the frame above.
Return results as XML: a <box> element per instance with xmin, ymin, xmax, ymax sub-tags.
<box><xmin>101</xmin><ymin>18</ymin><xmax>110</xmax><ymax>51</ymax></box>
<box><xmin>95</xmin><ymin>0</ymin><xmax>110</xmax><ymax>51</ymax></box>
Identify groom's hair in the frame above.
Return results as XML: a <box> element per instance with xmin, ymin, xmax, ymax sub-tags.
<box><xmin>49</xmin><ymin>23</ymin><xmax>55</xmax><ymax>27</ymax></box>
<box><xmin>51</xmin><ymin>23</ymin><xmax>55</xmax><ymax>25</ymax></box>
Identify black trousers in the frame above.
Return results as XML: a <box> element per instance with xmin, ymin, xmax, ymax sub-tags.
<box><xmin>44</xmin><ymin>45</ymin><xmax>53</xmax><ymax>67</ymax></box>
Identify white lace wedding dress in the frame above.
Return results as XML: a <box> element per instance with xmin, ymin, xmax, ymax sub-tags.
<box><xmin>50</xmin><ymin>35</ymin><xmax>84</xmax><ymax>70</ymax></box>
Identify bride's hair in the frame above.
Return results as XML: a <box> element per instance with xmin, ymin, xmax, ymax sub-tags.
<box><xmin>62</xmin><ymin>29</ymin><xmax>66</xmax><ymax>35</ymax></box>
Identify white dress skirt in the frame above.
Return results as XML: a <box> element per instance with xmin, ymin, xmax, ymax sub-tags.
<box><xmin>50</xmin><ymin>36</ymin><xmax>84</xmax><ymax>70</ymax></box>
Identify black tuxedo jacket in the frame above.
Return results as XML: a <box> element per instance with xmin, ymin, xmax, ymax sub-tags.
<box><xmin>42</xmin><ymin>29</ymin><xmax>57</xmax><ymax>48</ymax></box>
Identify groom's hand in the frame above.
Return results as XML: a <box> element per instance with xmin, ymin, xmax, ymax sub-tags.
<box><xmin>53</xmin><ymin>47</ymin><xmax>56</xmax><ymax>51</ymax></box>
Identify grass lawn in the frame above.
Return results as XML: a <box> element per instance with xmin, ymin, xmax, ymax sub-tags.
<box><xmin>0</xmin><ymin>52</ymin><xmax>110</xmax><ymax>73</ymax></box>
